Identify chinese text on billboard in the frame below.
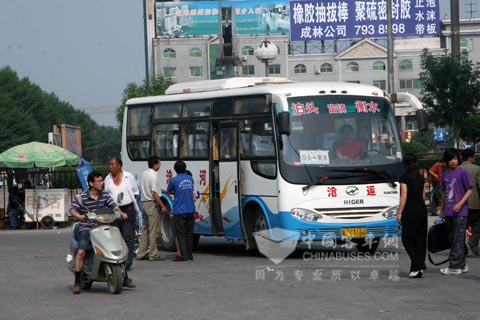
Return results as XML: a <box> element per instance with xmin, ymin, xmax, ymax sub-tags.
<box><xmin>289</xmin><ymin>0</ymin><xmax>439</xmax><ymax>41</ymax></box>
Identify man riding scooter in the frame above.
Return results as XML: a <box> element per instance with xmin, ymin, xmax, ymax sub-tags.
<box><xmin>69</xmin><ymin>171</ymin><xmax>136</xmax><ymax>294</ymax></box>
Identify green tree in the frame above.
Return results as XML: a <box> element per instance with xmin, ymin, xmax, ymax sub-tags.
<box><xmin>419</xmin><ymin>49</ymin><xmax>480</xmax><ymax>147</ymax></box>
<box><xmin>116</xmin><ymin>76</ymin><xmax>175</xmax><ymax>127</ymax></box>
<box><xmin>410</xmin><ymin>129</ymin><xmax>436</xmax><ymax>152</ymax></box>
<box><xmin>459</xmin><ymin>114</ymin><xmax>480</xmax><ymax>144</ymax></box>
<box><xmin>0</xmin><ymin>67</ymin><xmax>120</xmax><ymax>163</ymax></box>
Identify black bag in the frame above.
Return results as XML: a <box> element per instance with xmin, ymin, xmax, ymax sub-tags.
<box><xmin>427</xmin><ymin>221</ymin><xmax>450</xmax><ymax>265</ymax></box>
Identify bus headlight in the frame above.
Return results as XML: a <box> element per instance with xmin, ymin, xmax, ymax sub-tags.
<box><xmin>382</xmin><ymin>206</ymin><xmax>399</xmax><ymax>219</ymax></box>
<box><xmin>291</xmin><ymin>208</ymin><xmax>323</xmax><ymax>222</ymax></box>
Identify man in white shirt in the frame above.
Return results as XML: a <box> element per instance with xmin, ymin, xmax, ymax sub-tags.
<box><xmin>137</xmin><ymin>156</ymin><xmax>168</xmax><ymax>261</ymax></box>
<box><xmin>104</xmin><ymin>157</ymin><xmax>140</xmax><ymax>271</ymax></box>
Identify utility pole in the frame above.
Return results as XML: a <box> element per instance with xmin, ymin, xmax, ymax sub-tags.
<box><xmin>387</xmin><ymin>0</ymin><xmax>395</xmax><ymax>95</ymax></box>
<box><xmin>450</xmin><ymin>0</ymin><xmax>461</xmax><ymax>59</ymax></box>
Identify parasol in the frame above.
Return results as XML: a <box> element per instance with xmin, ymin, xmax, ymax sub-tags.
<box><xmin>0</xmin><ymin>141</ymin><xmax>80</xmax><ymax>168</ymax></box>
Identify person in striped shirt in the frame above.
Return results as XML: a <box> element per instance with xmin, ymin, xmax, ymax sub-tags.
<box><xmin>69</xmin><ymin>171</ymin><xmax>135</xmax><ymax>293</ymax></box>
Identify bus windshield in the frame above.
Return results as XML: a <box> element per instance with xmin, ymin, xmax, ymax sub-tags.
<box><xmin>279</xmin><ymin>95</ymin><xmax>403</xmax><ymax>185</ymax></box>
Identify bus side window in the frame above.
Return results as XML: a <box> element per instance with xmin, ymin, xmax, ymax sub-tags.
<box><xmin>188</xmin><ymin>132</ymin><xmax>208</xmax><ymax>157</ymax></box>
<box><xmin>179</xmin><ymin>124</ymin><xmax>190</xmax><ymax>157</ymax></box>
<box><xmin>240</xmin><ymin>132</ymin><xmax>251</xmax><ymax>157</ymax></box>
<box><xmin>220</xmin><ymin>127</ymin><xmax>237</xmax><ymax>159</ymax></box>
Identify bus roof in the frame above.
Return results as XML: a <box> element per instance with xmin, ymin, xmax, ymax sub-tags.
<box><xmin>126</xmin><ymin>78</ymin><xmax>386</xmax><ymax>106</ymax></box>
<box><xmin>164</xmin><ymin>77</ymin><xmax>292</xmax><ymax>95</ymax></box>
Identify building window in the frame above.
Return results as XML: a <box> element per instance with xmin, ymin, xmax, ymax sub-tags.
<box><xmin>190</xmin><ymin>66</ymin><xmax>203</xmax><ymax>77</ymax></box>
<box><xmin>372</xmin><ymin>61</ymin><xmax>385</xmax><ymax>71</ymax></box>
<box><xmin>346</xmin><ymin>62</ymin><xmax>359</xmax><ymax>72</ymax></box>
<box><xmin>294</xmin><ymin>64</ymin><xmax>307</xmax><ymax>74</ymax></box>
<box><xmin>399</xmin><ymin>79</ymin><xmax>422</xmax><ymax>89</ymax></box>
<box><xmin>373</xmin><ymin>80</ymin><xmax>386</xmax><ymax>90</ymax></box>
<box><xmin>242</xmin><ymin>65</ymin><xmax>255</xmax><ymax>76</ymax></box>
<box><xmin>189</xmin><ymin>48</ymin><xmax>202</xmax><ymax>57</ymax></box>
<box><xmin>268</xmin><ymin>64</ymin><xmax>281</xmax><ymax>75</ymax></box>
<box><xmin>163</xmin><ymin>48</ymin><xmax>176</xmax><ymax>58</ymax></box>
<box><xmin>320</xmin><ymin>63</ymin><xmax>333</xmax><ymax>72</ymax></box>
<box><xmin>460</xmin><ymin>37</ymin><xmax>468</xmax><ymax>48</ymax></box>
<box><xmin>241</xmin><ymin>46</ymin><xmax>254</xmax><ymax>56</ymax></box>
<box><xmin>399</xmin><ymin>60</ymin><xmax>413</xmax><ymax>71</ymax></box>
<box><xmin>163</xmin><ymin>67</ymin><xmax>176</xmax><ymax>78</ymax></box>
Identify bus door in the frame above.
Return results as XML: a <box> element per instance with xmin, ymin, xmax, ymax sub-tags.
<box><xmin>211</xmin><ymin>121</ymin><xmax>243</xmax><ymax>239</ymax></box>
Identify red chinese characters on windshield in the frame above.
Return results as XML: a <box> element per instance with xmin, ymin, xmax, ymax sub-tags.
<box><xmin>355</xmin><ymin>101</ymin><xmax>380</xmax><ymax>113</ymax></box>
<box><xmin>292</xmin><ymin>102</ymin><xmax>319</xmax><ymax>115</ymax></box>
<box><xmin>327</xmin><ymin>103</ymin><xmax>347</xmax><ymax>114</ymax></box>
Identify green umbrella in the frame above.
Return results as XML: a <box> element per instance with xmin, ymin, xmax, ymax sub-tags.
<box><xmin>0</xmin><ymin>141</ymin><xmax>80</xmax><ymax>168</ymax></box>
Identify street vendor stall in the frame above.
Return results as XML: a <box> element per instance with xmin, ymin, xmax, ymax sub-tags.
<box><xmin>24</xmin><ymin>188</ymin><xmax>73</xmax><ymax>229</ymax></box>
<box><xmin>0</xmin><ymin>141</ymin><xmax>80</xmax><ymax>229</ymax></box>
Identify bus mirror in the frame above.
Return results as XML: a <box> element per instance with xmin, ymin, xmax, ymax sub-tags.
<box><xmin>415</xmin><ymin>109</ymin><xmax>428</xmax><ymax>132</ymax></box>
<box><xmin>277</xmin><ymin>112</ymin><xmax>291</xmax><ymax>135</ymax></box>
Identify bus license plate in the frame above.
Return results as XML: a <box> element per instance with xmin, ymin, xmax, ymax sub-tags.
<box><xmin>342</xmin><ymin>227</ymin><xmax>366</xmax><ymax>237</ymax></box>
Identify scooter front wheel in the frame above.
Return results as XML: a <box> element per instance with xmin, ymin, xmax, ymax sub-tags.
<box><xmin>105</xmin><ymin>264</ymin><xmax>123</xmax><ymax>294</ymax></box>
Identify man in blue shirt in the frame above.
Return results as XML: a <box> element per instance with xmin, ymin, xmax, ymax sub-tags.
<box><xmin>167</xmin><ymin>160</ymin><xmax>195</xmax><ymax>261</ymax></box>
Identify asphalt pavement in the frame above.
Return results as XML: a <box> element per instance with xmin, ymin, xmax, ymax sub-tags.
<box><xmin>0</xmin><ymin>217</ymin><xmax>479</xmax><ymax>320</ymax></box>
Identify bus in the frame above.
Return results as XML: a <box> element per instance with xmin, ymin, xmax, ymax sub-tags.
<box><xmin>122</xmin><ymin>77</ymin><xmax>427</xmax><ymax>254</ymax></box>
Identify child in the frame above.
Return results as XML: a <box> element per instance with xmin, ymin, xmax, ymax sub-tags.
<box><xmin>440</xmin><ymin>148</ymin><xmax>473</xmax><ymax>275</ymax></box>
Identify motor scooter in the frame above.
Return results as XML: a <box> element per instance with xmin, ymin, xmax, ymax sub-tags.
<box><xmin>66</xmin><ymin>196</ymin><xmax>128</xmax><ymax>294</ymax></box>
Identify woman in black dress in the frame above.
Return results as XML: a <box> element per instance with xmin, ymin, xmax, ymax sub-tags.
<box><xmin>397</xmin><ymin>153</ymin><xmax>428</xmax><ymax>278</ymax></box>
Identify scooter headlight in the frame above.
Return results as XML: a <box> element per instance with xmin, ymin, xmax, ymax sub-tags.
<box><xmin>95</xmin><ymin>246</ymin><xmax>105</xmax><ymax>257</ymax></box>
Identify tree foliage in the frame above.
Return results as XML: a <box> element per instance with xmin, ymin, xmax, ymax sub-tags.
<box><xmin>419</xmin><ymin>49</ymin><xmax>480</xmax><ymax>146</ymax></box>
<box><xmin>0</xmin><ymin>67</ymin><xmax>120</xmax><ymax>164</ymax></box>
<box><xmin>116</xmin><ymin>76</ymin><xmax>175</xmax><ymax>128</ymax></box>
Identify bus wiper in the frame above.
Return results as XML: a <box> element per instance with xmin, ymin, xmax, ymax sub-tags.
<box><xmin>329</xmin><ymin>168</ymin><xmax>397</xmax><ymax>188</ymax></box>
<box><xmin>302</xmin><ymin>176</ymin><xmax>329</xmax><ymax>192</ymax></box>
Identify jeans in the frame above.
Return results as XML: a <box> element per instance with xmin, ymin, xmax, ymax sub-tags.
<box><xmin>445</xmin><ymin>216</ymin><xmax>468</xmax><ymax>269</ymax></box>
<box><xmin>8</xmin><ymin>209</ymin><xmax>22</xmax><ymax>229</ymax></box>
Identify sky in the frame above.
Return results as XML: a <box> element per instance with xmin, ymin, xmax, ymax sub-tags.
<box><xmin>0</xmin><ymin>1</ymin><xmax>145</xmax><ymax>127</ymax></box>
<box><xmin>0</xmin><ymin>0</ymin><xmax>477</xmax><ymax>128</ymax></box>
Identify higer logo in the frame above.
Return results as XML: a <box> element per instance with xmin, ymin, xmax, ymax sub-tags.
<box><xmin>345</xmin><ymin>186</ymin><xmax>359</xmax><ymax>196</ymax></box>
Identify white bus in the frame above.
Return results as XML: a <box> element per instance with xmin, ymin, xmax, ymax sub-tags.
<box><xmin>122</xmin><ymin>77</ymin><xmax>427</xmax><ymax>253</ymax></box>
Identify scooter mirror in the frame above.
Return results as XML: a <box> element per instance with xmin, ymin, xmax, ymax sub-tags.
<box><xmin>75</xmin><ymin>194</ymin><xmax>84</xmax><ymax>206</ymax></box>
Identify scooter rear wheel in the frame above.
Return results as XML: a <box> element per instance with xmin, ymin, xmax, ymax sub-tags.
<box><xmin>105</xmin><ymin>264</ymin><xmax>123</xmax><ymax>294</ymax></box>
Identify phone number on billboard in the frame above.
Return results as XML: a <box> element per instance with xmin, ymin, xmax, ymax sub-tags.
<box><xmin>354</xmin><ymin>24</ymin><xmax>406</xmax><ymax>36</ymax></box>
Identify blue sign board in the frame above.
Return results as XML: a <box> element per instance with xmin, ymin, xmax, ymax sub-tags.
<box><xmin>434</xmin><ymin>129</ymin><xmax>447</xmax><ymax>142</ymax></box>
<box><xmin>76</xmin><ymin>161</ymin><xmax>93</xmax><ymax>191</ymax></box>
<box><xmin>289</xmin><ymin>0</ymin><xmax>440</xmax><ymax>41</ymax></box>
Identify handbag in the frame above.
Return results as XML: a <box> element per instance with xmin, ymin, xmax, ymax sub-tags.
<box><xmin>427</xmin><ymin>219</ymin><xmax>450</xmax><ymax>265</ymax></box>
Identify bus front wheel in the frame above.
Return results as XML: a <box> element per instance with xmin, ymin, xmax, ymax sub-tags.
<box><xmin>355</xmin><ymin>238</ymin><xmax>380</xmax><ymax>254</ymax></box>
<box><xmin>159</xmin><ymin>212</ymin><xmax>176</xmax><ymax>251</ymax></box>
<box><xmin>252</xmin><ymin>210</ymin><xmax>269</xmax><ymax>254</ymax></box>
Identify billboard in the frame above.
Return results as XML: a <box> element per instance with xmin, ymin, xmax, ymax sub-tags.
<box><xmin>289</xmin><ymin>0</ymin><xmax>440</xmax><ymax>41</ymax></box>
<box><xmin>155</xmin><ymin>0</ymin><xmax>290</xmax><ymax>37</ymax></box>
<box><xmin>61</xmin><ymin>124</ymin><xmax>82</xmax><ymax>157</ymax></box>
